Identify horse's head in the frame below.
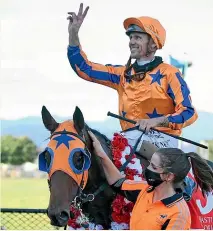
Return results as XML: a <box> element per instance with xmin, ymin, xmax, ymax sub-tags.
<box><xmin>39</xmin><ymin>105</ymin><xmax>93</xmax><ymax>227</ymax></box>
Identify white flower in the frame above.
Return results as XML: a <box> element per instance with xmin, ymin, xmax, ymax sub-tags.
<box><xmin>134</xmin><ymin>175</ymin><xmax>142</xmax><ymax>181</ymax></box>
<box><xmin>120</xmin><ymin>157</ymin><xmax>126</xmax><ymax>165</ymax></box>
<box><xmin>123</xmin><ymin>146</ymin><xmax>131</xmax><ymax>155</ymax></box>
<box><xmin>111</xmin><ymin>222</ymin><xmax>129</xmax><ymax>230</ymax></box>
<box><xmin>124</xmin><ymin>198</ymin><xmax>131</xmax><ymax>204</ymax></box>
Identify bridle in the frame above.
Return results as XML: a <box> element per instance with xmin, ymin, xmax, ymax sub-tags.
<box><xmin>47</xmin><ymin>130</ymin><xmax>94</xmax><ymax>229</ymax></box>
<box><xmin>47</xmin><ymin>128</ymin><xmax>144</xmax><ymax>229</ymax></box>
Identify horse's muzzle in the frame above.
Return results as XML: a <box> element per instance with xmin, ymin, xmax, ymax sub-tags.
<box><xmin>48</xmin><ymin>210</ymin><xmax>70</xmax><ymax>227</ymax></box>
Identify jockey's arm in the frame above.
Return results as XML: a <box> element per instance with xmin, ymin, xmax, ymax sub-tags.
<box><xmin>165</xmin><ymin>70</ymin><xmax>198</xmax><ymax>131</ymax></box>
<box><xmin>67</xmin><ymin>44</ymin><xmax>125</xmax><ymax>91</ymax></box>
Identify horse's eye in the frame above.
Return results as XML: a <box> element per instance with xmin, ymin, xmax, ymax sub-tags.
<box><xmin>44</xmin><ymin>151</ymin><xmax>51</xmax><ymax>168</ymax></box>
<box><xmin>73</xmin><ymin>152</ymin><xmax>84</xmax><ymax>170</ymax></box>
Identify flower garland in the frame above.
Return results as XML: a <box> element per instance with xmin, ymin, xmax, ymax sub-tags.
<box><xmin>67</xmin><ymin>132</ymin><xmax>144</xmax><ymax>230</ymax></box>
<box><xmin>67</xmin><ymin>207</ymin><xmax>103</xmax><ymax>230</ymax></box>
<box><xmin>110</xmin><ymin>133</ymin><xmax>145</xmax><ymax>229</ymax></box>
<box><xmin>67</xmin><ymin>206</ymin><xmax>103</xmax><ymax>230</ymax></box>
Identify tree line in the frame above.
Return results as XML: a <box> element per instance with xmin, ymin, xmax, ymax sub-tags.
<box><xmin>1</xmin><ymin>135</ymin><xmax>213</xmax><ymax>165</ymax></box>
<box><xmin>1</xmin><ymin>135</ymin><xmax>38</xmax><ymax>165</ymax></box>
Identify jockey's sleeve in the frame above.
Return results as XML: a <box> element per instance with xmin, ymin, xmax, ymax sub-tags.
<box><xmin>67</xmin><ymin>45</ymin><xmax>124</xmax><ymax>90</ymax></box>
<box><xmin>165</xmin><ymin>70</ymin><xmax>198</xmax><ymax>130</ymax></box>
<box><xmin>111</xmin><ymin>178</ymin><xmax>147</xmax><ymax>203</ymax></box>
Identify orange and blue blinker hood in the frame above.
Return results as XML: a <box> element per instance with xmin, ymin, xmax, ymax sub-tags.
<box><xmin>38</xmin><ymin>121</ymin><xmax>91</xmax><ymax>188</ymax></box>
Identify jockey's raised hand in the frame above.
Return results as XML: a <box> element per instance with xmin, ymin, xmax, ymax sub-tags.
<box><xmin>67</xmin><ymin>3</ymin><xmax>89</xmax><ymax>46</ymax></box>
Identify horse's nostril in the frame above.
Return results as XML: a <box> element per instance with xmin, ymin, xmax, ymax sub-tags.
<box><xmin>59</xmin><ymin>211</ymin><xmax>69</xmax><ymax>221</ymax></box>
<box><xmin>50</xmin><ymin>215</ymin><xmax>59</xmax><ymax>226</ymax></box>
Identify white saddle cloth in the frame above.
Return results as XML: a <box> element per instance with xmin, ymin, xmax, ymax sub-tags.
<box><xmin>121</xmin><ymin>129</ymin><xmax>178</xmax><ymax>152</ymax></box>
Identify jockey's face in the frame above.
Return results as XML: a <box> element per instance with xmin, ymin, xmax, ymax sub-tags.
<box><xmin>129</xmin><ymin>32</ymin><xmax>150</xmax><ymax>59</ymax></box>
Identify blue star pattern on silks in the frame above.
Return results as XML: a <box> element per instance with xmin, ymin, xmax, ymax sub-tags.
<box><xmin>147</xmin><ymin>108</ymin><xmax>163</xmax><ymax>119</ymax></box>
<box><xmin>150</xmin><ymin>70</ymin><xmax>165</xmax><ymax>85</ymax></box>
<box><xmin>122</xmin><ymin>111</ymin><xmax>127</xmax><ymax>117</ymax></box>
<box><xmin>53</xmin><ymin>129</ymin><xmax>75</xmax><ymax>149</ymax></box>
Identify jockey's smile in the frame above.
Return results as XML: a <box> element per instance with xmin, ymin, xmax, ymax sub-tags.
<box><xmin>129</xmin><ymin>32</ymin><xmax>151</xmax><ymax>60</ymax></box>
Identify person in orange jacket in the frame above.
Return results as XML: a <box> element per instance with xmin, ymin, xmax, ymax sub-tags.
<box><xmin>67</xmin><ymin>3</ymin><xmax>198</xmax><ymax>144</ymax></box>
<box><xmin>88</xmin><ymin>131</ymin><xmax>213</xmax><ymax>230</ymax></box>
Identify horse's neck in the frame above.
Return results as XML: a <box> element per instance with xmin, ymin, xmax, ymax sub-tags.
<box><xmin>82</xmin><ymin>131</ymin><xmax>114</xmax><ymax>229</ymax></box>
<box><xmin>86</xmin><ymin>130</ymin><xmax>112</xmax><ymax>188</ymax></box>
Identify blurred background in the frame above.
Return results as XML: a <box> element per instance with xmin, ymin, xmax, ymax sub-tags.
<box><xmin>1</xmin><ymin>0</ymin><xmax>213</xmax><ymax>229</ymax></box>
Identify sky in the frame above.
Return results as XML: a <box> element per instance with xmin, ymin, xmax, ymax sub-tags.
<box><xmin>1</xmin><ymin>0</ymin><xmax>213</xmax><ymax>121</ymax></box>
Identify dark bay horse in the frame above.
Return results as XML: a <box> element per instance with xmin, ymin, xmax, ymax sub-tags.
<box><xmin>39</xmin><ymin>106</ymin><xmax>149</xmax><ymax>229</ymax></box>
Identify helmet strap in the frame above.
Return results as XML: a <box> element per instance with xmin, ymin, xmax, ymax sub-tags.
<box><xmin>145</xmin><ymin>37</ymin><xmax>152</xmax><ymax>57</ymax></box>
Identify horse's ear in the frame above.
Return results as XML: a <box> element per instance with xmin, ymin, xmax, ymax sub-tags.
<box><xmin>41</xmin><ymin>106</ymin><xmax>59</xmax><ymax>133</ymax></box>
<box><xmin>73</xmin><ymin>106</ymin><xmax>85</xmax><ymax>134</ymax></box>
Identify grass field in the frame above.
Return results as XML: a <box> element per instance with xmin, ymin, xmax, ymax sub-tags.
<box><xmin>1</xmin><ymin>178</ymin><xmax>58</xmax><ymax>230</ymax></box>
<box><xmin>1</xmin><ymin>178</ymin><xmax>50</xmax><ymax>208</ymax></box>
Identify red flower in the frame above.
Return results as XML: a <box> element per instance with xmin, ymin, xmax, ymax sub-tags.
<box><xmin>68</xmin><ymin>219</ymin><xmax>81</xmax><ymax>229</ymax></box>
<box><xmin>125</xmin><ymin>153</ymin><xmax>136</xmax><ymax>160</ymax></box>
<box><xmin>112</xmin><ymin>139</ymin><xmax>120</xmax><ymax>147</ymax></box>
<box><xmin>113</xmin><ymin>150</ymin><xmax>122</xmax><ymax>160</ymax></box>
<box><xmin>125</xmin><ymin>202</ymin><xmax>134</xmax><ymax>213</ymax></box>
<box><xmin>125</xmin><ymin>168</ymin><xmax>138</xmax><ymax>176</ymax></box>
<box><xmin>112</xmin><ymin>195</ymin><xmax>125</xmax><ymax>205</ymax></box>
<box><xmin>111</xmin><ymin>212</ymin><xmax>124</xmax><ymax>223</ymax></box>
<box><xmin>112</xmin><ymin>200</ymin><xmax>124</xmax><ymax>213</ymax></box>
<box><xmin>112</xmin><ymin>212</ymin><xmax>131</xmax><ymax>224</ymax></box>
<box><xmin>132</xmin><ymin>154</ymin><xmax>136</xmax><ymax>159</ymax></box>
<box><xmin>68</xmin><ymin>207</ymin><xmax>81</xmax><ymax>229</ymax></box>
<box><xmin>118</xmin><ymin>142</ymin><xmax>126</xmax><ymax>151</ymax></box>
<box><xmin>114</xmin><ymin>160</ymin><xmax>122</xmax><ymax>168</ymax></box>
<box><xmin>125</xmin><ymin>168</ymin><xmax>138</xmax><ymax>180</ymax></box>
<box><xmin>121</xmin><ymin>213</ymin><xmax>131</xmax><ymax>223</ymax></box>
<box><xmin>125</xmin><ymin>155</ymin><xmax>130</xmax><ymax>160</ymax></box>
<box><xmin>122</xmin><ymin>138</ymin><xmax>128</xmax><ymax>146</ymax></box>
<box><xmin>110</xmin><ymin>133</ymin><xmax>138</xmax><ymax>225</ymax></box>
<box><xmin>126</xmin><ymin>175</ymin><xmax>134</xmax><ymax>180</ymax></box>
<box><xmin>139</xmin><ymin>173</ymin><xmax>146</xmax><ymax>180</ymax></box>
<box><xmin>70</xmin><ymin>207</ymin><xmax>81</xmax><ymax>217</ymax></box>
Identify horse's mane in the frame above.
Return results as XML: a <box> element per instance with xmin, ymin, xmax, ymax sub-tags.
<box><xmin>85</xmin><ymin>124</ymin><xmax>111</xmax><ymax>145</ymax></box>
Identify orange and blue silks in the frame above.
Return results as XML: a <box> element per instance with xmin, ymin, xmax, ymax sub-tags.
<box><xmin>67</xmin><ymin>16</ymin><xmax>198</xmax><ymax>136</ymax></box>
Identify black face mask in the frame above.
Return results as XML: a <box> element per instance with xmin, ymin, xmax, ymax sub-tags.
<box><xmin>144</xmin><ymin>168</ymin><xmax>164</xmax><ymax>187</ymax></box>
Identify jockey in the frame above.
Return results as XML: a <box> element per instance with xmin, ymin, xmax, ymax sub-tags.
<box><xmin>67</xmin><ymin>3</ymin><xmax>198</xmax><ymax>149</ymax></box>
